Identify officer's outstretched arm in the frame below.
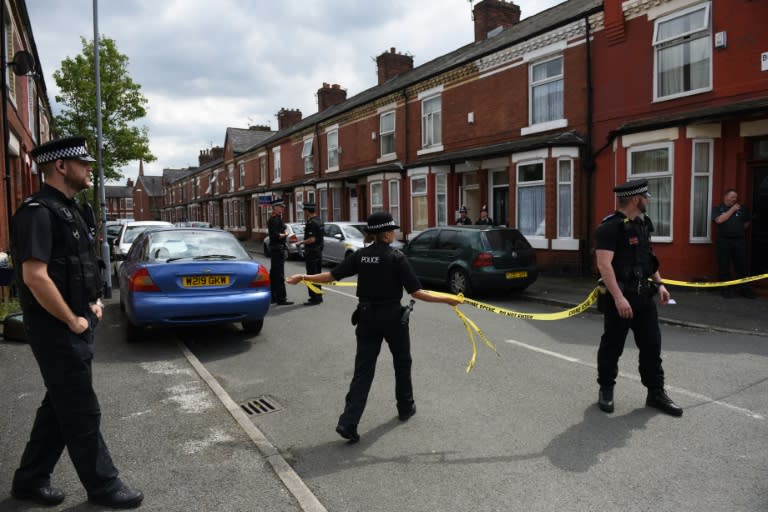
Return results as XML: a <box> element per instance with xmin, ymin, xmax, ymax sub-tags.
<box><xmin>412</xmin><ymin>289</ymin><xmax>461</xmax><ymax>307</ymax></box>
<box><xmin>286</xmin><ymin>271</ymin><xmax>334</xmax><ymax>285</ymax></box>
<box><xmin>22</xmin><ymin>259</ymin><xmax>89</xmax><ymax>334</ymax></box>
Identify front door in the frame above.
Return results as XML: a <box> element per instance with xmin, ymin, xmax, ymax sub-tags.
<box><xmin>751</xmin><ymin>166</ymin><xmax>768</xmax><ymax>275</ymax></box>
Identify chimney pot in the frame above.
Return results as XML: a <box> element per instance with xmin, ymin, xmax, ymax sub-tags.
<box><xmin>376</xmin><ymin>47</ymin><xmax>414</xmax><ymax>85</ymax></box>
<box><xmin>473</xmin><ymin>0</ymin><xmax>521</xmax><ymax>42</ymax></box>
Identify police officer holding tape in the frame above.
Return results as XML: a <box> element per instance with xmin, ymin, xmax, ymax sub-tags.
<box><xmin>298</xmin><ymin>202</ymin><xmax>323</xmax><ymax>306</ymax></box>
<box><xmin>594</xmin><ymin>179</ymin><xmax>683</xmax><ymax>417</ymax></box>
<box><xmin>287</xmin><ymin>212</ymin><xmax>460</xmax><ymax>443</ymax></box>
<box><xmin>10</xmin><ymin>136</ymin><xmax>143</xmax><ymax>508</ymax></box>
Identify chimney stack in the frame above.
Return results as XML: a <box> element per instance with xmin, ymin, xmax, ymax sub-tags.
<box><xmin>317</xmin><ymin>83</ymin><xmax>347</xmax><ymax>112</ymax></box>
<box><xmin>376</xmin><ymin>47</ymin><xmax>414</xmax><ymax>85</ymax></box>
<box><xmin>126</xmin><ymin>177</ymin><xmax>134</xmax><ymax>188</ymax></box>
<box><xmin>249</xmin><ymin>124</ymin><xmax>272</xmax><ymax>131</ymax></box>
<box><xmin>473</xmin><ymin>0</ymin><xmax>521</xmax><ymax>42</ymax></box>
<box><xmin>198</xmin><ymin>146</ymin><xmax>225</xmax><ymax>166</ymax></box>
<box><xmin>277</xmin><ymin>108</ymin><xmax>303</xmax><ymax>130</ymax></box>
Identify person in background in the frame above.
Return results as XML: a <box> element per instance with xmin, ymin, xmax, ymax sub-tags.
<box><xmin>10</xmin><ymin>136</ymin><xmax>143</xmax><ymax>508</ymax></box>
<box><xmin>286</xmin><ymin>212</ymin><xmax>460</xmax><ymax>443</ymax></box>
<box><xmin>711</xmin><ymin>189</ymin><xmax>754</xmax><ymax>298</ymax></box>
<box><xmin>456</xmin><ymin>205</ymin><xmax>472</xmax><ymax>225</ymax></box>
<box><xmin>594</xmin><ymin>178</ymin><xmax>683</xmax><ymax>418</ymax></box>
<box><xmin>267</xmin><ymin>198</ymin><xmax>293</xmax><ymax>306</ymax></box>
<box><xmin>475</xmin><ymin>205</ymin><xmax>493</xmax><ymax>226</ymax></box>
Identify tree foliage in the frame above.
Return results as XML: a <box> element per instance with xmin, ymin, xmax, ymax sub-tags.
<box><xmin>53</xmin><ymin>36</ymin><xmax>155</xmax><ymax>181</ymax></box>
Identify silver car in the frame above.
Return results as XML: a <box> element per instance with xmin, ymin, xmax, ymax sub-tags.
<box><xmin>263</xmin><ymin>222</ymin><xmax>305</xmax><ymax>260</ymax></box>
<box><xmin>322</xmin><ymin>221</ymin><xmax>403</xmax><ymax>265</ymax></box>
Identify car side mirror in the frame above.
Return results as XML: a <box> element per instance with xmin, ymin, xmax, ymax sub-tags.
<box><xmin>333</xmin><ymin>233</ymin><xmax>343</xmax><ymax>240</ymax></box>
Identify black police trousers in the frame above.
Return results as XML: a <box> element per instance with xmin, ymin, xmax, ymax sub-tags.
<box><xmin>716</xmin><ymin>237</ymin><xmax>747</xmax><ymax>281</ymax></box>
<box><xmin>269</xmin><ymin>247</ymin><xmax>287</xmax><ymax>302</ymax></box>
<box><xmin>305</xmin><ymin>252</ymin><xmax>323</xmax><ymax>302</ymax></box>
<box><xmin>597</xmin><ymin>291</ymin><xmax>664</xmax><ymax>389</ymax></box>
<box><xmin>13</xmin><ymin>312</ymin><xmax>120</xmax><ymax>496</ymax></box>
<box><xmin>338</xmin><ymin>303</ymin><xmax>413</xmax><ymax>427</ymax></box>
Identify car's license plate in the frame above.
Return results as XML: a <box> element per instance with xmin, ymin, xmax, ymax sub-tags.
<box><xmin>182</xmin><ymin>275</ymin><xmax>229</xmax><ymax>287</ymax></box>
<box><xmin>505</xmin><ymin>271</ymin><xmax>528</xmax><ymax>279</ymax></box>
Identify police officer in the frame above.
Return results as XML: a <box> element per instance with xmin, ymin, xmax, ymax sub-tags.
<box><xmin>286</xmin><ymin>212</ymin><xmax>460</xmax><ymax>443</ymax></box>
<box><xmin>456</xmin><ymin>205</ymin><xmax>472</xmax><ymax>225</ymax></box>
<box><xmin>267</xmin><ymin>198</ymin><xmax>293</xmax><ymax>305</ymax></box>
<box><xmin>711</xmin><ymin>189</ymin><xmax>753</xmax><ymax>298</ymax></box>
<box><xmin>475</xmin><ymin>205</ymin><xmax>493</xmax><ymax>226</ymax></box>
<box><xmin>595</xmin><ymin>179</ymin><xmax>682</xmax><ymax>417</ymax></box>
<box><xmin>298</xmin><ymin>202</ymin><xmax>324</xmax><ymax>306</ymax></box>
<box><xmin>10</xmin><ymin>136</ymin><xmax>144</xmax><ymax>508</ymax></box>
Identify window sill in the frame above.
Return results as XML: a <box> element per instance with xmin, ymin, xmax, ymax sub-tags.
<box><xmin>377</xmin><ymin>153</ymin><xmax>397</xmax><ymax>163</ymax></box>
<box><xmin>416</xmin><ymin>144</ymin><xmax>444</xmax><ymax>156</ymax></box>
<box><xmin>325</xmin><ymin>166</ymin><xmax>339</xmax><ymax>173</ymax></box>
<box><xmin>551</xmin><ymin>238</ymin><xmax>579</xmax><ymax>251</ymax></box>
<box><xmin>526</xmin><ymin>237</ymin><xmax>549</xmax><ymax>249</ymax></box>
<box><xmin>521</xmin><ymin>119</ymin><xmax>568</xmax><ymax>136</ymax></box>
<box><xmin>653</xmin><ymin>86</ymin><xmax>712</xmax><ymax>103</ymax></box>
<box><xmin>689</xmin><ymin>238</ymin><xmax>712</xmax><ymax>244</ymax></box>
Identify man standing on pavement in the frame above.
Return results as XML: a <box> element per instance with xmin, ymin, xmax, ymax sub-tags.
<box><xmin>267</xmin><ymin>198</ymin><xmax>293</xmax><ymax>305</ymax></box>
<box><xmin>298</xmin><ymin>203</ymin><xmax>324</xmax><ymax>306</ymax></box>
<box><xmin>594</xmin><ymin>178</ymin><xmax>683</xmax><ymax>417</ymax></box>
<box><xmin>10</xmin><ymin>136</ymin><xmax>143</xmax><ymax>508</ymax></box>
<box><xmin>456</xmin><ymin>206</ymin><xmax>472</xmax><ymax>225</ymax></box>
<box><xmin>475</xmin><ymin>205</ymin><xmax>494</xmax><ymax>226</ymax></box>
<box><xmin>712</xmin><ymin>189</ymin><xmax>754</xmax><ymax>298</ymax></box>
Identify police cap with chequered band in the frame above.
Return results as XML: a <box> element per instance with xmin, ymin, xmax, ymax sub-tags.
<box><xmin>29</xmin><ymin>136</ymin><xmax>96</xmax><ymax>164</ymax></box>
<box><xmin>365</xmin><ymin>211</ymin><xmax>400</xmax><ymax>233</ymax></box>
<box><xmin>270</xmin><ymin>198</ymin><xmax>285</xmax><ymax>207</ymax></box>
<box><xmin>614</xmin><ymin>179</ymin><xmax>651</xmax><ymax>198</ymax></box>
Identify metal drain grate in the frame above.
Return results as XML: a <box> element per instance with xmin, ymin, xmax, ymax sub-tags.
<box><xmin>239</xmin><ymin>396</ymin><xmax>282</xmax><ymax>416</ymax></box>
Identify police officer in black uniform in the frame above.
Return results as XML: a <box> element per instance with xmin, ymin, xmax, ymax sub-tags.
<box><xmin>10</xmin><ymin>136</ymin><xmax>144</xmax><ymax>508</ymax></box>
<box><xmin>267</xmin><ymin>198</ymin><xmax>293</xmax><ymax>305</ymax></box>
<box><xmin>298</xmin><ymin>202</ymin><xmax>324</xmax><ymax>306</ymax></box>
<box><xmin>456</xmin><ymin>205</ymin><xmax>472</xmax><ymax>225</ymax></box>
<box><xmin>475</xmin><ymin>205</ymin><xmax>494</xmax><ymax>226</ymax></box>
<box><xmin>711</xmin><ymin>189</ymin><xmax>753</xmax><ymax>298</ymax></box>
<box><xmin>286</xmin><ymin>212</ymin><xmax>460</xmax><ymax>443</ymax></box>
<box><xmin>595</xmin><ymin>179</ymin><xmax>682</xmax><ymax>417</ymax></box>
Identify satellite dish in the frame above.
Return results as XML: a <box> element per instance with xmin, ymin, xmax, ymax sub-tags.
<box><xmin>10</xmin><ymin>50</ymin><xmax>35</xmax><ymax>76</ymax></box>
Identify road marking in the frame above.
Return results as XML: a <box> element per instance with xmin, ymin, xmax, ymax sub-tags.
<box><xmin>178</xmin><ymin>342</ymin><xmax>328</xmax><ymax>512</ymax></box>
<box><xmin>503</xmin><ymin>338</ymin><xmax>765</xmax><ymax>421</ymax></box>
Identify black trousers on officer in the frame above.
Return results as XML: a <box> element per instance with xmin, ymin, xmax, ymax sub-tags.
<box><xmin>597</xmin><ymin>291</ymin><xmax>664</xmax><ymax>390</ymax></box>
<box><xmin>13</xmin><ymin>312</ymin><xmax>120</xmax><ymax>496</ymax></box>
<box><xmin>305</xmin><ymin>251</ymin><xmax>323</xmax><ymax>302</ymax></box>
<box><xmin>338</xmin><ymin>304</ymin><xmax>413</xmax><ymax>427</ymax></box>
<box><xmin>269</xmin><ymin>246</ymin><xmax>287</xmax><ymax>302</ymax></box>
<box><xmin>717</xmin><ymin>236</ymin><xmax>747</xmax><ymax>281</ymax></box>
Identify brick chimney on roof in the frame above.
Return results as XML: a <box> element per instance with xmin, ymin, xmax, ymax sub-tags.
<box><xmin>473</xmin><ymin>0</ymin><xmax>521</xmax><ymax>42</ymax></box>
<box><xmin>277</xmin><ymin>108</ymin><xmax>303</xmax><ymax>130</ymax></box>
<box><xmin>317</xmin><ymin>83</ymin><xmax>347</xmax><ymax>112</ymax></box>
<box><xmin>198</xmin><ymin>146</ymin><xmax>225</xmax><ymax>166</ymax></box>
<box><xmin>377</xmin><ymin>47</ymin><xmax>414</xmax><ymax>85</ymax></box>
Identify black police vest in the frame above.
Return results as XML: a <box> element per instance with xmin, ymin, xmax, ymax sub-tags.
<box><xmin>602</xmin><ymin>213</ymin><xmax>659</xmax><ymax>284</ymax></box>
<box><xmin>14</xmin><ymin>193</ymin><xmax>102</xmax><ymax>316</ymax></box>
<box><xmin>304</xmin><ymin>216</ymin><xmax>324</xmax><ymax>254</ymax></box>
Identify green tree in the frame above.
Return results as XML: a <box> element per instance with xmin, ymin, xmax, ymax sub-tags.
<box><xmin>53</xmin><ymin>36</ymin><xmax>155</xmax><ymax>181</ymax></box>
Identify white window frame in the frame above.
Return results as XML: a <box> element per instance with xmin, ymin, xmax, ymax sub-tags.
<box><xmin>239</xmin><ymin>162</ymin><xmax>246</xmax><ymax>189</ymax></box>
<box><xmin>627</xmin><ymin>142</ymin><xmax>674</xmax><ymax>242</ymax></box>
<box><xmin>420</xmin><ymin>94</ymin><xmax>442</xmax><ymax>152</ymax></box>
<box><xmin>331</xmin><ymin>187</ymin><xmax>342</xmax><ymax>221</ymax></box>
<box><xmin>301</xmin><ymin>138</ymin><xmax>314</xmax><ymax>174</ymax></box>
<box><xmin>653</xmin><ymin>2</ymin><xmax>712</xmax><ymax>102</ymax></box>
<box><xmin>259</xmin><ymin>154</ymin><xmax>267</xmax><ymax>185</ymax></box>
<box><xmin>556</xmin><ymin>159</ymin><xmax>573</xmax><ymax>239</ymax></box>
<box><xmin>690</xmin><ymin>139</ymin><xmax>713</xmax><ymax>242</ymax></box>
<box><xmin>388</xmin><ymin>179</ymin><xmax>400</xmax><ymax>228</ymax></box>
<box><xmin>370</xmin><ymin>181</ymin><xmax>383</xmax><ymax>213</ymax></box>
<box><xmin>435</xmin><ymin>173</ymin><xmax>448</xmax><ymax>226</ymax></box>
<box><xmin>515</xmin><ymin>160</ymin><xmax>547</xmax><ymax>247</ymax></box>
<box><xmin>318</xmin><ymin>188</ymin><xmax>329</xmax><ymax>223</ymax></box>
<box><xmin>27</xmin><ymin>77</ymin><xmax>37</xmax><ymax>141</ymax></box>
<box><xmin>228</xmin><ymin>163</ymin><xmax>234</xmax><ymax>190</ymax></box>
<box><xmin>380</xmin><ymin>111</ymin><xmax>396</xmax><ymax>158</ymax></box>
<box><xmin>272</xmin><ymin>147</ymin><xmax>281</xmax><ymax>183</ymax></box>
<box><xmin>410</xmin><ymin>175</ymin><xmax>429</xmax><ymax>232</ymax></box>
<box><xmin>528</xmin><ymin>55</ymin><xmax>565</xmax><ymax>129</ymax></box>
<box><xmin>327</xmin><ymin>129</ymin><xmax>339</xmax><ymax>171</ymax></box>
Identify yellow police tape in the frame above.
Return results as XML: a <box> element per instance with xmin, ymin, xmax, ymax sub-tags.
<box><xmin>661</xmin><ymin>273</ymin><xmax>768</xmax><ymax>288</ymax></box>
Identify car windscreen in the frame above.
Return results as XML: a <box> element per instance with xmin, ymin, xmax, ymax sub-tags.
<box><xmin>148</xmin><ymin>231</ymin><xmax>249</xmax><ymax>261</ymax></box>
<box><xmin>481</xmin><ymin>230</ymin><xmax>532</xmax><ymax>251</ymax></box>
<box><xmin>124</xmin><ymin>225</ymin><xmax>153</xmax><ymax>243</ymax></box>
<box><xmin>290</xmin><ymin>224</ymin><xmax>305</xmax><ymax>234</ymax></box>
<box><xmin>344</xmin><ymin>225</ymin><xmax>366</xmax><ymax>239</ymax></box>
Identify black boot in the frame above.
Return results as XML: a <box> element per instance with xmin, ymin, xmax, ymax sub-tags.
<box><xmin>598</xmin><ymin>386</ymin><xmax>614</xmax><ymax>413</ymax></box>
<box><xmin>646</xmin><ymin>388</ymin><xmax>683</xmax><ymax>417</ymax></box>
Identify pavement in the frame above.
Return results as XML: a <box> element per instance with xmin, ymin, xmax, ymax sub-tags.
<box><xmin>1</xmin><ymin>246</ymin><xmax>765</xmax><ymax>511</ymax></box>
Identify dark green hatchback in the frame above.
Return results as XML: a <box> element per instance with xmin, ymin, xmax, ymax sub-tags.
<box><xmin>402</xmin><ymin>226</ymin><xmax>538</xmax><ymax>295</ymax></box>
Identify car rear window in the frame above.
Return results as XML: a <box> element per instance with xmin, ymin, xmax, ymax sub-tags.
<box><xmin>482</xmin><ymin>230</ymin><xmax>531</xmax><ymax>251</ymax></box>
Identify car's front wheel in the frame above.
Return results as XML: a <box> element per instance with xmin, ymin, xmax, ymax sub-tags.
<box><xmin>242</xmin><ymin>319</ymin><xmax>264</xmax><ymax>336</ymax></box>
<box><xmin>448</xmin><ymin>268</ymin><xmax>472</xmax><ymax>296</ymax></box>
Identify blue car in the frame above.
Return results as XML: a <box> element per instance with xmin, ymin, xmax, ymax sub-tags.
<box><xmin>117</xmin><ymin>227</ymin><xmax>270</xmax><ymax>341</ymax></box>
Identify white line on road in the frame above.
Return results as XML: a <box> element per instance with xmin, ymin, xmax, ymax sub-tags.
<box><xmin>503</xmin><ymin>338</ymin><xmax>765</xmax><ymax>421</ymax></box>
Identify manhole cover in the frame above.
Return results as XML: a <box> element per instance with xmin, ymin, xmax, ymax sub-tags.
<box><xmin>239</xmin><ymin>395</ymin><xmax>282</xmax><ymax>416</ymax></box>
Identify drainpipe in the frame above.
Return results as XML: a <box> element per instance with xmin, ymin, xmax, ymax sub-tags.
<box><xmin>1</xmin><ymin>6</ymin><xmax>13</xmax><ymax>245</ymax></box>
<box><xmin>401</xmin><ymin>87</ymin><xmax>409</xmax><ymax>237</ymax></box>
<box><xmin>583</xmin><ymin>14</ymin><xmax>595</xmax><ymax>277</ymax></box>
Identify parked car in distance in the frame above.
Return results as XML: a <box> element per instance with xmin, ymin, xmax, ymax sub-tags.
<box><xmin>263</xmin><ymin>222</ymin><xmax>304</xmax><ymax>260</ymax></box>
<box><xmin>322</xmin><ymin>221</ymin><xmax>404</xmax><ymax>265</ymax></box>
<box><xmin>175</xmin><ymin>221</ymin><xmax>212</xmax><ymax>228</ymax></box>
<box><xmin>116</xmin><ymin>227</ymin><xmax>270</xmax><ymax>341</ymax></box>
<box><xmin>402</xmin><ymin>226</ymin><xmax>538</xmax><ymax>295</ymax></box>
<box><xmin>103</xmin><ymin>221</ymin><xmax>124</xmax><ymax>246</ymax></box>
<box><xmin>112</xmin><ymin>221</ymin><xmax>174</xmax><ymax>276</ymax></box>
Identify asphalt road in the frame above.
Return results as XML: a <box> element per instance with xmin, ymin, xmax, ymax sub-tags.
<box><xmin>181</xmin><ymin>258</ymin><xmax>768</xmax><ymax>512</ymax></box>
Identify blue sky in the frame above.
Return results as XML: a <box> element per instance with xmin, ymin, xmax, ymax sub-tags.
<box><xmin>27</xmin><ymin>0</ymin><xmax>564</xmax><ymax>184</ymax></box>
